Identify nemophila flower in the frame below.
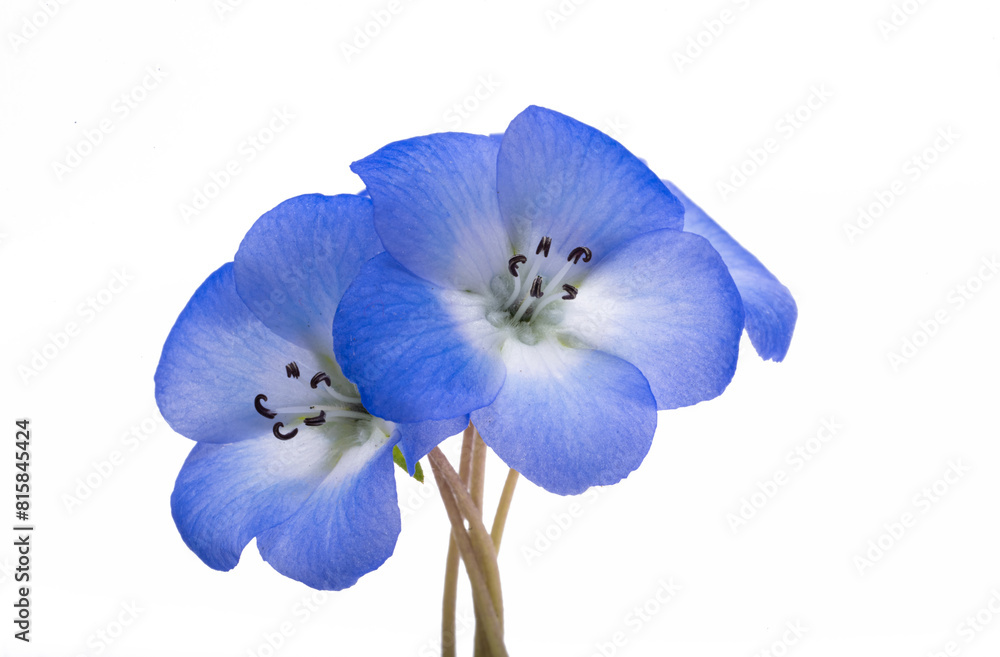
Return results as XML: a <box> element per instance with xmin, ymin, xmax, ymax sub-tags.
<box><xmin>333</xmin><ymin>106</ymin><xmax>750</xmax><ymax>495</ymax></box>
<box><xmin>154</xmin><ymin>194</ymin><xmax>463</xmax><ymax>590</ymax></box>
<box><xmin>662</xmin><ymin>181</ymin><xmax>797</xmax><ymax>362</ymax></box>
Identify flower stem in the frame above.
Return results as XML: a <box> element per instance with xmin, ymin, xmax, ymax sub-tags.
<box><xmin>429</xmin><ymin>448</ymin><xmax>504</xmax><ymax>623</ymax></box>
<box><xmin>429</xmin><ymin>452</ymin><xmax>508</xmax><ymax>657</ymax></box>
<box><xmin>470</xmin><ymin>427</ymin><xmax>487</xmax><ymax>512</ymax></box>
<box><xmin>441</xmin><ymin>425</ymin><xmax>475</xmax><ymax>657</ymax></box>
<box><xmin>470</xmin><ymin>429</ymin><xmax>489</xmax><ymax>656</ymax></box>
<box><xmin>490</xmin><ymin>469</ymin><xmax>520</xmax><ymax>552</ymax></box>
<box><xmin>478</xmin><ymin>466</ymin><xmax>519</xmax><ymax>656</ymax></box>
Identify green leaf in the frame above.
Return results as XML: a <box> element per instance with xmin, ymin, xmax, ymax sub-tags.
<box><xmin>392</xmin><ymin>445</ymin><xmax>424</xmax><ymax>483</ymax></box>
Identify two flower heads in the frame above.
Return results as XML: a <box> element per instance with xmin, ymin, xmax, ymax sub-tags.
<box><xmin>155</xmin><ymin>105</ymin><xmax>797</xmax><ymax>590</ymax></box>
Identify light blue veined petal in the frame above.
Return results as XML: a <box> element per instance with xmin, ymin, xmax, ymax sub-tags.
<box><xmin>558</xmin><ymin>229</ymin><xmax>745</xmax><ymax>410</ymax></box>
<box><xmin>333</xmin><ymin>253</ymin><xmax>507</xmax><ymax>423</ymax></box>
<box><xmin>395</xmin><ymin>415</ymin><xmax>470</xmax><ymax>475</ymax></box>
<box><xmin>664</xmin><ymin>181</ymin><xmax>797</xmax><ymax>361</ymax></box>
<box><xmin>155</xmin><ymin>263</ymin><xmax>333</xmax><ymax>444</ymax></box>
<box><xmin>497</xmin><ymin>106</ymin><xmax>683</xmax><ymax>267</ymax></box>
<box><xmin>256</xmin><ymin>434</ymin><xmax>400</xmax><ymax>591</ymax></box>
<box><xmin>171</xmin><ymin>428</ymin><xmax>346</xmax><ymax>571</ymax></box>
<box><xmin>351</xmin><ymin>133</ymin><xmax>511</xmax><ymax>295</ymax></box>
<box><xmin>234</xmin><ymin>194</ymin><xmax>383</xmax><ymax>357</ymax></box>
<box><xmin>471</xmin><ymin>339</ymin><xmax>658</xmax><ymax>495</ymax></box>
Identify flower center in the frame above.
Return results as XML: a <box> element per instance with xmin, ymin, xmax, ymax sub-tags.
<box><xmin>503</xmin><ymin>236</ymin><xmax>591</xmax><ymax>324</ymax></box>
<box><xmin>253</xmin><ymin>361</ymin><xmax>375</xmax><ymax>440</ymax></box>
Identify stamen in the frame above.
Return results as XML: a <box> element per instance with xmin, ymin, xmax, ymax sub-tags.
<box><xmin>272</xmin><ymin>422</ymin><xmax>298</xmax><ymax>440</ymax></box>
<box><xmin>530</xmin><ymin>276</ymin><xmax>544</xmax><ymax>298</ymax></box>
<box><xmin>504</xmin><ymin>254</ymin><xmax>543</xmax><ymax>311</ymax></box>
<box><xmin>567</xmin><ymin>247</ymin><xmax>592</xmax><ymax>264</ymax></box>
<box><xmin>512</xmin><ymin>276</ymin><xmax>542</xmax><ymax>322</ymax></box>
<box><xmin>531</xmin><ymin>245</ymin><xmax>593</xmax><ymax>314</ymax></box>
<box><xmin>310</xmin><ymin>372</ymin><xmax>332</xmax><ymax>389</ymax></box>
<box><xmin>530</xmin><ymin>282</ymin><xmax>578</xmax><ymax>318</ymax></box>
<box><xmin>506</xmin><ymin>242</ymin><xmax>595</xmax><ymax>321</ymax></box>
<box><xmin>542</xmin><ymin>261</ymin><xmax>574</xmax><ymax>296</ymax></box>
<box><xmin>254</xmin><ymin>394</ymin><xmax>277</xmax><ymax>419</ymax></box>
<box><xmin>508</xmin><ymin>255</ymin><xmax>527</xmax><ymax>276</ymax></box>
<box><xmin>285</xmin><ymin>362</ymin><xmax>300</xmax><ymax>378</ymax></box>
<box><xmin>307</xmin><ymin>370</ymin><xmax>362</xmax><ymax>403</ymax></box>
<box><xmin>303</xmin><ymin>410</ymin><xmax>327</xmax><ymax>427</ymax></box>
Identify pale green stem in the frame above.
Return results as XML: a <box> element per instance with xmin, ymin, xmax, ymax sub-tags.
<box><xmin>470</xmin><ymin>427</ymin><xmax>490</xmax><ymax>657</ymax></box>
<box><xmin>429</xmin><ymin>454</ymin><xmax>508</xmax><ymax>657</ymax></box>
<box><xmin>441</xmin><ymin>425</ymin><xmax>475</xmax><ymax>657</ymax></box>
<box><xmin>429</xmin><ymin>447</ymin><xmax>504</xmax><ymax>625</ymax></box>
<box><xmin>470</xmin><ymin>427</ymin><xmax>487</xmax><ymax>512</ymax></box>
<box><xmin>490</xmin><ymin>470</ymin><xmax>520</xmax><ymax>553</ymax></box>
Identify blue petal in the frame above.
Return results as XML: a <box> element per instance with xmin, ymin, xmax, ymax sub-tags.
<box><xmin>171</xmin><ymin>430</ymin><xmax>343</xmax><ymax>571</ymax></box>
<box><xmin>558</xmin><ymin>229</ymin><xmax>745</xmax><ymax>410</ymax></box>
<box><xmin>395</xmin><ymin>415</ymin><xmax>470</xmax><ymax>475</ymax></box>
<box><xmin>664</xmin><ymin>181</ymin><xmax>797</xmax><ymax>361</ymax></box>
<box><xmin>155</xmin><ymin>264</ymin><xmax>333</xmax><ymax>443</ymax></box>
<box><xmin>351</xmin><ymin>133</ymin><xmax>510</xmax><ymax>294</ymax></box>
<box><xmin>333</xmin><ymin>253</ymin><xmax>506</xmax><ymax>423</ymax></box>
<box><xmin>256</xmin><ymin>437</ymin><xmax>400</xmax><ymax>591</ymax></box>
<box><xmin>497</xmin><ymin>106</ymin><xmax>683</xmax><ymax>267</ymax></box>
<box><xmin>234</xmin><ymin>194</ymin><xmax>383</xmax><ymax>356</ymax></box>
<box><xmin>470</xmin><ymin>340</ymin><xmax>657</xmax><ymax>495</ymax></box>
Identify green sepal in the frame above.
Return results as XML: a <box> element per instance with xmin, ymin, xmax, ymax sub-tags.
<box><xmin>392</xmin><ymin>445</ymin><xmax>424</xmax><ymax>483</ymax></box>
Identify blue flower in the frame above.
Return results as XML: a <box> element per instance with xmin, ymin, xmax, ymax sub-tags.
<box><xmin>155</xmin><ymin>193</ymin><xmax>463</xmax><ymax>590</ymax></box>
<box><xmin>333</xmin><ymin>106</ymin><xmax>759</xmax><ymax>495</ymax></box>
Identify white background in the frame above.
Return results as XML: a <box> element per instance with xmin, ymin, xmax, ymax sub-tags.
<box><xmin>2</xmin><ymin>0</ymin><xmax>999</xmax><ymax>655</ymax></box>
